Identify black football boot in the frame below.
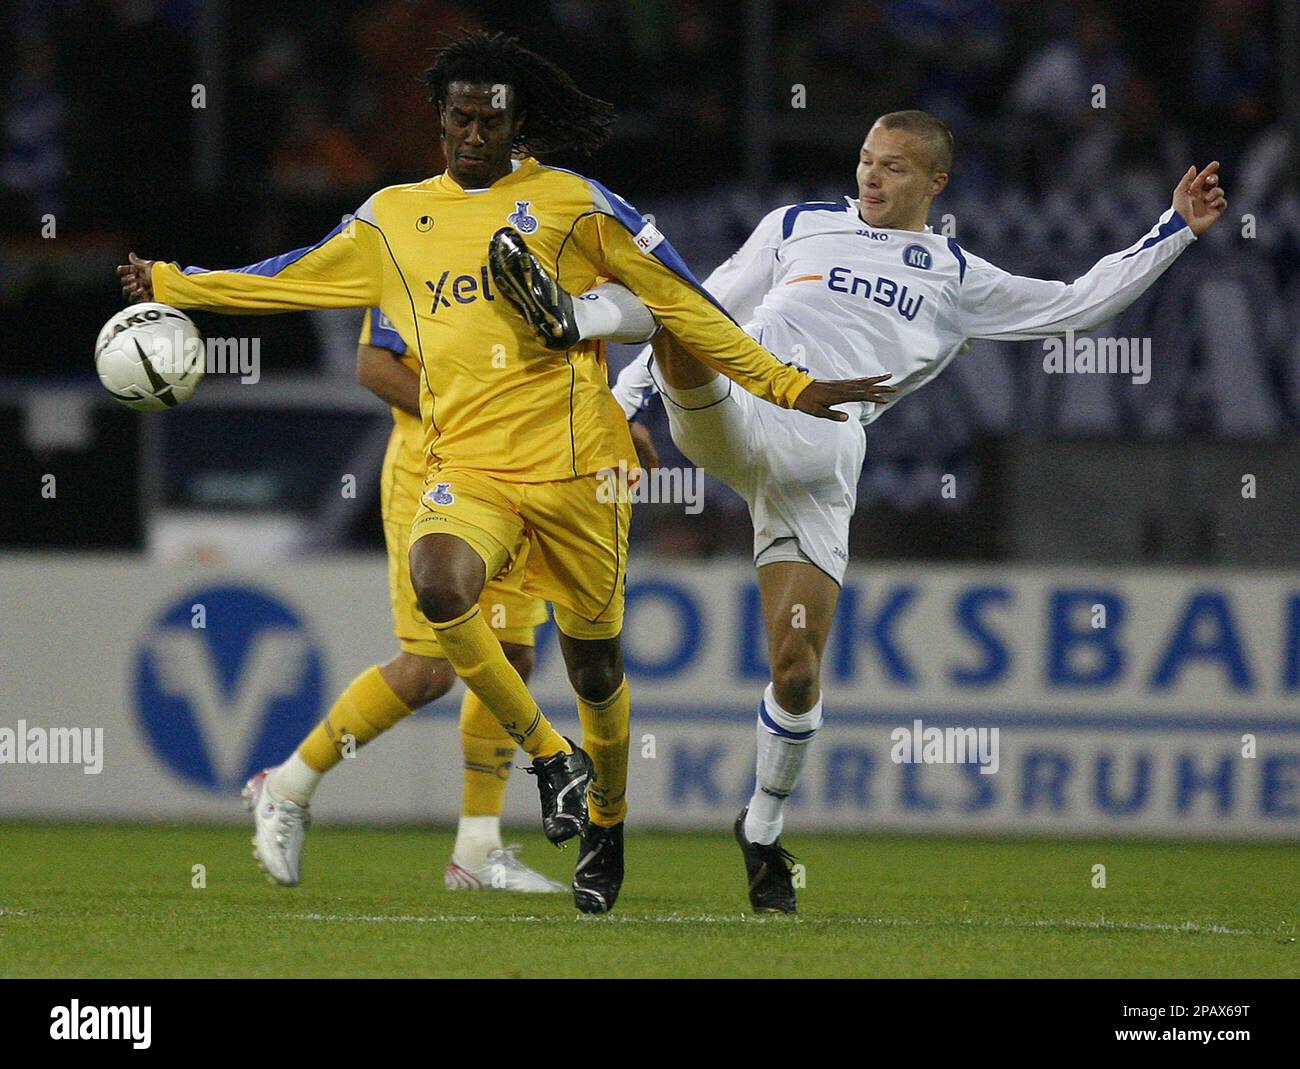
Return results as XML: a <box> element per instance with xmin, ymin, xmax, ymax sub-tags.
<box><xmin>527</xmin><ymin>740</ymin><xmax>594</xmax><ymax>845</ymax></box>
<box><xmin>488</xmin><ymin>227</ymin><xmax>581</xmax><ymax>349</ymax></box>
<box><xmin>734</xmin><ymin>807</ymin><xmax>797</xmax><ymax>914</ymax></box>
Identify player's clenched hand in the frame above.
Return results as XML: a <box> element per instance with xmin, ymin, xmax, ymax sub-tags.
<box><xmin>793</xmin><ymin>375</ymin><xmax>894</xmax><ymax>421</ymax></box>
<box><xmin>628</xmin><ymin>419</ymin><xmax>659</xmax><ymax>470</ymax></box>
<box><xmin>1173</xmin><ymin>162</ymin><xmax>1227</xmax><ymax>237</ymax></box>
<box><xmin>117</xmin><ymin>252</ymin><xmax>156</xmax><ymax>303</ymax></box>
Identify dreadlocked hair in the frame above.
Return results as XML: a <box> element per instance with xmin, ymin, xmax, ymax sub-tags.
<box><xmin>422</xmin><ymin>29</ymin><xmax>615</xmax><ymax>158</ymax></box>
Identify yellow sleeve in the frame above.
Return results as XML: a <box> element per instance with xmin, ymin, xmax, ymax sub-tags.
<box><xmin>572</xmin><ymin>211</ymin><xmax>813</xmax><ymax>409</ymax></box>
<box><xmin>152</xmin><ymin>213</ymin><xmax>384</xmax><ymax>314</ymax></box>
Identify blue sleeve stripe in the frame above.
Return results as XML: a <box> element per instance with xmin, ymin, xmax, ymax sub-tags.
<box><xmin>1120</xmin><ymin>211</ymin><xmax>1188</xmax><ymax>261</ymax></box>
<box><xmin>947</xmin><ymin>238</ymin><xmax>967</xmax><ymax>283</ymax></box>
<box><xmin>553</xmin><ymin>166</ymin><xmax>734</xmax><ymax>320</ymax></box>
<box><xmin>367</xmin><ymin>308</ymin><xmax>407</xmax><ymax>354</ymax></box>
<box><xmin>180</xmin><ymin>217</ymin><xmax>351</xmax><ymax>277</ymax></box>
<box><xmin>782</xmin><ymin>201</ymin><xmax>846</xmax><ymax>240</ymax></box>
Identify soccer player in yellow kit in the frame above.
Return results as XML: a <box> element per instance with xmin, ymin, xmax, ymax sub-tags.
<box><xmin>240</xmin><ymin>306</ymin><xmax>563</xmax><ymax>892</ymax></box>
<box><xmin>118</xmin><ymin>31</ymin><xmax>887</xmax><ymax>913</ymax></box>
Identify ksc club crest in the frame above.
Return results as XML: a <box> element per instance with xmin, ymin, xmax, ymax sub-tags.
<box><xmin>507</xmin><ymin>200</ymin><xmax>538</xmax><ymax>234</ymax></box>
<box><xmin>134</xmin><ymin>585</ymin><xmax>325</xmax><ymax>790</ymax></box>
<box><xmin>902</xmin><ymin>243</ymin><xmax>932</xmax><ymax>270</ymax></box>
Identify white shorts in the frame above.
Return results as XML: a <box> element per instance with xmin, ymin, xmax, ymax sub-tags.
<box><xmin>652</xmin><ymin>359</ymin><xmax>866</xmax><ymax>585</ymax></box>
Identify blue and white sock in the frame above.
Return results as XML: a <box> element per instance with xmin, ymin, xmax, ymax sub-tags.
<box><xmin>744</xmin><ymin>683</ymin><xmax>823</xmax><ymax>845</ymax></box>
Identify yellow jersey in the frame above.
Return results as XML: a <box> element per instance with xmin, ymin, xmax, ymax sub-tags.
<box><xmin>153</xmin><ymin>156</ymin><xmax>814</xmax><ymax>481</ymax></box>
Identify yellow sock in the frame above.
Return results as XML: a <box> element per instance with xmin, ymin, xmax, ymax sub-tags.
<box><xmin>460</xmin><ymin>690</ymin><xmax>514</xmax><ymax>817</ymax></box>
<box><xmin>432</xmin><ymin>605</ymin><xmax>569</xmax><ymax>759</ymax></box>
<box><xmin>578</xmin><ymin>677</ymin><xmax>630</xmax><ymax>827</ymax></box>
<box><xmin>298</xmin><ymin>665</ymin><xmax>412</xmax><ymax>773</ymax></box>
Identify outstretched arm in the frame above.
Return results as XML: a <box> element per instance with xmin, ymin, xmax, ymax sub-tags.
<box><xmin>117</xmin><ymin>206</ymin><xmax>385</xmax><ymax>314</ymax></box>
<box><xmin>959</xmin><ymin>163</ymin><xmax>1227</xmax><ymax>341</ymax></box>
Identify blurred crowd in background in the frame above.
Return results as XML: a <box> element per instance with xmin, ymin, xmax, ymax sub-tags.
<box><xmin>2</xmin><ymin>0</ymin><xmax>1282</xmax><ymax>217</ymax></box>
<box><xmin>1</xmin><ymin>0</ymin><xmax>1296</xmax><ymax>563</ymax></box>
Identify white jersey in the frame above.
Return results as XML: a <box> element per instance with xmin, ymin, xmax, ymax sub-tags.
<box><xmin>613</xmin><ymin>197</ymin><xmax>1196</xmax><ymax>420</ymax></box>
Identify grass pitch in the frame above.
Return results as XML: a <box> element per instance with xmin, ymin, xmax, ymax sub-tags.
<box><xmin>0</xmin><ymin>823</ymin><xmax>1295</xmax><ymax>978</ymax></box>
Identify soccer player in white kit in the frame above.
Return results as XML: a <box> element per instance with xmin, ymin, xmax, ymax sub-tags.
<box><xmin>497</xmin><ymin>110</ymin><xmax>1228</xmax><ymax>912</ymax></box>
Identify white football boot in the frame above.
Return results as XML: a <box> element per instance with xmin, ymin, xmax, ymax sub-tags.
<box><xmin>242</xmin><ymin>769</ymin><xmax>310</xmax><ymax>886</ymax></box>
<box><xmin>443</xmin><ymin>844</ymin><xmax>566</xmax><ymax>893</ymax></box>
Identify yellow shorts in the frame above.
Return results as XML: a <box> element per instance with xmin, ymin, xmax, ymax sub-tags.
<box><xmin>382</xmin><ymin>432</ymin><xmax>548</xmax><ymax>657</ymax></box>
<box><xmin>410</xmin><ymin>466</ymin><xmax>630</xmax><ymax>641</ymax></box>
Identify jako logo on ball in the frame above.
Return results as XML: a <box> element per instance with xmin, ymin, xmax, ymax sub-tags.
<box><xmin>134</xmin><ymin>586</ymin><xmax>324</xmax><ymax>790</ymax></box>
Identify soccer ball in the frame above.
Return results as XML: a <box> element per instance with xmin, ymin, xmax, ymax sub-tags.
<box><xmin>94</xmin><ymin>302</ymin><xmax>204</xmax><ymax>411</ymax></box>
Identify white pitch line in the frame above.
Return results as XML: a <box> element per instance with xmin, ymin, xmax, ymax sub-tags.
<box><xmin>273</xmin><ymin>912</ymin><xmax>1257</xmax><ymax>936</ymax></box>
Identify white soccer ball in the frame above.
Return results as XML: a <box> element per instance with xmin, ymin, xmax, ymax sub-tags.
<box><xmin>94</xmin><ymin>302</ymin><xmax>205</xmax><ymax>411</ymax></box>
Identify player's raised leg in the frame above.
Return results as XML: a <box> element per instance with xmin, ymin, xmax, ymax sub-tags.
<box><xmin>490</xmin><ymin>228</ymin><xmax>657</xmax><ymax>349</ymax></box>
<box><xmin>491</xmin><ymin>227</ymin><xmax>725</xmax><ymax>399</ymax></box>
<box><xmin>735</xmin><ymin>560</ymin><xmax>839</xmax><ymax>913</ymax></box>
<box><xmin>648</xmin><ymin>314</ymin><xmax>718</xmax><ymax>392</ymax></box>
<box><xmin>409</xmin><ymin>524</ymin><xmax>593</xmax><ymax>845</ymax></box>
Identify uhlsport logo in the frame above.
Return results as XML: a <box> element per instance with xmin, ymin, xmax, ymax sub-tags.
<box><xmin>134</xmin><ymin>585</ymin><xmax>324</xmax><ymax>790</ymax></box>
<box><xmin>506</xmin><ymin>200</ymin><xmax>538</xmax><ymax>234</ymax></box>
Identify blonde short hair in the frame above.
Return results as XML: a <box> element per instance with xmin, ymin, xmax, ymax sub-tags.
<box><xmin>874</xmin><ymin>110</ymin><xmax>954</xmax><ymax>173</ymax></box>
